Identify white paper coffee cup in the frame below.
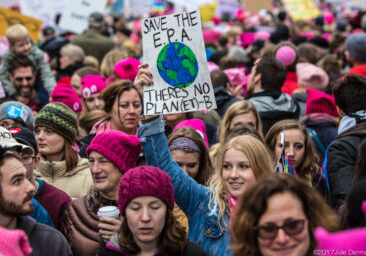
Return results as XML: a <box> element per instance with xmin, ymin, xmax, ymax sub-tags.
<box><xmin>97</xmin><ymin>206</ymin><xmax>120</xmax><ymax>218</ymax></box>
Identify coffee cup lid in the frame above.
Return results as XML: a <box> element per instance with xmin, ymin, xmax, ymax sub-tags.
<box><xmin>97</xmin><ymin>206</ymin><xmax>120</xmax><ymax>217</ymax></box>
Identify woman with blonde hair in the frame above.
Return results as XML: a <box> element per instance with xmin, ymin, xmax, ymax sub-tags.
<box><xmin>57</xmin><ymin>44</ymin><xmax>85</xmax><ymax>80</ymax></box>
<box><xmin>265</xmin><ymin>119</ymin><xmax>328</xmax><ymax>199</ymax></box>
<box><xmin>138</xmin><ymin>116</ymin><xmax>273</xmax><ymax>256</ymax></box>
<box><xmin>100</xmin><ymin>49</ymin><xmax>128</xmax><ymax>79</ymax></box>
<box><xmin>232</xmin><ymin>174</ymin><xmax>339</xmax><ymax>256</ymax></box>
<box><xmin>211</xmin><ymin>100</ymin><xmax>263</xmax><ymax>165</ymax></box>
<box><xmin>218</xmin><ymin>100</ymin><xmax>263</xmax><ymax>143</ymax></box>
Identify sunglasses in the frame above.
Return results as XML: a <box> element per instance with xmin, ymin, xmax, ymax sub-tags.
<box><xmin>15</xmin><ymin>76</ymin><xmax>33</xmax><ymax>82</ymax></box>
<box><xmin>256</xmin><ymin>219</ymin><xmax>306</xmax><ymax>239</ymax></box>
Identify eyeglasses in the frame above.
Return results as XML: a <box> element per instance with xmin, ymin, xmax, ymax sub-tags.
<box><xmin>19</xmin><ymin>154</ymin><xmax>35</xmax><ymax>165</ymax></box>
<box><xmin>256</xmin><ymin>219</ymin><xmax>306</xmax><ymax>239</ymax></box>
<box><xmin>15</xmin><ymin>76</ymin><xmax>33</xmax><ymax>82</ymax></box>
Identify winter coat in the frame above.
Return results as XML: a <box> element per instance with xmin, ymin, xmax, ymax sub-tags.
<box><xmin>247</xmin><ymin>89</ymin><xmax>299</xmax><ymax>134</ymax></box>
<box><xmin>34</xmin><ymin>155</ymin><xmax>93</xmax><ymax>199</ymax></box>
<box><xmin>56</xmin><ymin>61</ymin><xmax>84</xmax><ymax>81</ymax></box>
<box><xmin>97</xmin><ymin>235</ymin><xmax>207</xmax><ymax>256</ymax></box>
<box><xmin>41</xmin><ymin>37</ymin><xmax>68</xmax><ymax>61</ymax></box>
<box><xmin>327</xmin><ymin>121</ymin><xmax>366</xmax><ymax>209</ymax></box>
<box><xmin>71</xmin><ymin>28</ymin><xmax>114</xmax><ymax>63</ymax></box>
<box><xmin>214</xmin><ymin>86</ymin><xmax>240</xmax><ymax>118</ymax></box>
<box><xmin>17</xmin><ymin>216</ymin><xmax>72</xmax><ymax>256</ymax></box>
<box><xmin>0</xmin><ymin>46</ymin><xmax>56</xmax><ymax>97</ymax></box>
<box><xmin>347</xmin><ymin>64</ymin><xmax>366</xmax><ymax>77</ymax></box>
<box><xmin>61</xmin><ymin>189</ymin><xmax>117</xmax><ymax>256</ymax></box>
<box><xmin>34</xmin><ymin>179</ymin><xmax>72</xmax><ymax>230</ymax></box>
<box><xmin>138</xmin><ymin>116</ymin><xmax>232</xmax><ymax>256</ymax></box>
<box><xmin>282</xmin><ymin>71</ymin><xmax>299</xmax><ymax>95</ymax></box>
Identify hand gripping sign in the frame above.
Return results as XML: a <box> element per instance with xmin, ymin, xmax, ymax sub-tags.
<box><xmin>142</xmin><ymin>10</ymin><xmax>217</xmax><ymax>115</ymax></box>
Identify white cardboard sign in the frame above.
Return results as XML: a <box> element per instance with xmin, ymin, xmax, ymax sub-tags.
<box><xmin>59</xmin><ymin>0</ymin><xmax>107</xmax><ymax>34</ymax></box>
<box><xmin>142</xmin><ymin>10</ymin><xmax>216</xmax><ymax>115</ymax></box>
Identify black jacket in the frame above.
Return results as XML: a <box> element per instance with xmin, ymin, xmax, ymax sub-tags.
<box><xmin>247</xmin><ymin>89</ymin><xmax>299</xmax><ymax>135</ymax></box>
<box><xmin>327</xmin><ymin>121</ymin><xmax>366</xmax><ymax>209</ymax></box>
<box><xmin>214</xmin><ymin>86</ymin><xmax>240</xmax><ymax>118</ymax></box>
<box><xmin>17</xmin><ymin>216</ymin><xmax>72</xmax><ymax>256</ymax></box>
<box><xmin>97</xmin><ymin>240</ymin><xmax>207</xmax><ymax>256</ymax></box>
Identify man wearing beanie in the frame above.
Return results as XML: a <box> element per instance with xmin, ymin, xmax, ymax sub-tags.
<box><xmin>246</xmin><ymin>56</ymin><xmax>299</xmax><ymax>134</ymax></box>
<box><xmin>61</xmin><ymin>130</ymin><xmax>142</xmax><ymax>256</ymax></box>
<box><xmin>345</xmin><ymin>33</ymin><xmax>366</xmax><ymax>77</ymax></box>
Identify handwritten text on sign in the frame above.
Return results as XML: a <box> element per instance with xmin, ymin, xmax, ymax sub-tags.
<box><xmin>142</xmin><ymin>10</ymin><xmax>216</xmax><ymax>115</ymax></box>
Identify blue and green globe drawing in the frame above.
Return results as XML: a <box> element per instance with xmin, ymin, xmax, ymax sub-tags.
<box><xmin>157</xmin><ymin>42</ymin><xmax>198</xmax><ymax>88</ymax></box>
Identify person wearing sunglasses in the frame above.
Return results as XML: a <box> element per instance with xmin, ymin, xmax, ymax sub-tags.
<box><xmin>231</xmin><ymin>174</ymin><xmax>339</xmax><ymax>256</ymax></box>
<box><xmin>8</xmin><ymin>56</ymin><xmax>47</xmax><ymax>111</ymax></box>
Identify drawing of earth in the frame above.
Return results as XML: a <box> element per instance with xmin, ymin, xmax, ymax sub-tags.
<box><xmin>157</xmin><ymin>42</ymin><xmax>198</xmax><ymax>88</ymax></box>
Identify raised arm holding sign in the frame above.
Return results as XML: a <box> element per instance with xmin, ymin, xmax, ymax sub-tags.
<box><xmin>141</xmin><ymin>10</ymin><xmax>217</xmax><ymax>115</ymax></box>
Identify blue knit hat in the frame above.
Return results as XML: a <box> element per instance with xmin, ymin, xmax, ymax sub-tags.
<box><xmin>345</xmin><ymin>34</ymin><xmax>366</xmax><ymax>63</ymax></box>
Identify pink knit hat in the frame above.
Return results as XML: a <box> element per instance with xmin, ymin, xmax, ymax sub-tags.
<box><xmin>114</xmin><ymin>57</ymin><xmax>141</xmax><ymax>81</ymax></box>
<box><xmin>240</xmin><ymin>32</ymin><xmax>255</xmax><ymax>48</ymax></box>
<box><xmin>275</xmin><ymin>45</ymin><xmax>297</xmax><ymax>66</ymax></box>
<box><xmin>0</xmin><ymin>227</ymin><xmax>32</xmax><ymax>256</ymax></box>
<box><xmin>173</xmin><ymin>119</ymin><xmax>209</xmax><ymax>148</ymax></box>
<box><xmin>86</xmin><ymin>130</ymin><xmax>142</xmax><ymax>173</ymax></box>
<box><xmin>254</xmin><ymin>31</ymin><xmax>271</xmax><ymax>41</ymax></box>
<box><xmin>81</xmin><ymin>75</ymin><xmax>107</xmax><ymax>100</ymax></box>
<box><xmin>224</xmin><ymin>67</ymin><xmax>246</xmax><ymax>86</ymax></box>
<box><xmin>117</xmin><ymin>166</ymin><xmax>174</xmax><ymax>216</ymax></box>
<box><xmin>203</xmin><ymin>29</ymin><xmax>221</xmax><ymax>43</ymax></box>
<box><xmin>50</xmin><ymin>83</ymin><xmax>82</xmax><ymax>113</ymax></box>
<box><xmin>305</xmin><ymin>89</ymin><xmax>338</xmax><ymax>117</ymax></box>
<box><xmin>324</xmin><ymin>12</ymin><xmax>334</xmax><ymax>24</ymax></box>
<box><xmin>296</xmin><ymin>63</ymin><xmax>329</xmax><ymax>91</ymax></box>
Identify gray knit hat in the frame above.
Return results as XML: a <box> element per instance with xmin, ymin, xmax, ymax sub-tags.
<box><xmin>0</xmin><ymin>101</ymin><xmax>35</xmax><ymax>129</ymax></box>
<box><xmin>345</xmin><ymin>34</ymin><xmax>366</xmax><ymax>63</ymax></box>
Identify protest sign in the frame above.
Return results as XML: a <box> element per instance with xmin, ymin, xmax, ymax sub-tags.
<box><xmin>19</xmin><ymin>0</ymin><xmax>59</xmax><ymax>27</ymax></box>
<box><xmin>0</xmin><ymin>7</ymin><xmax>42</xmax><ymax>43</ymax></box>
<box><xmin>199</xmin><ymin>2</ymin><xmax>217</xmax><ymax>22</ymax></box>
<box><xmin>59</xmin><ymin>0</ymin><xmax>107</xmax><ymax>34</ymax></box>
<box><xmin>0</xmin><ymin>0</ymin><xmax>19</xmax><ymax>8</ymax></box>
<box><xmin>282</xmin><ymin>0</ymin><xmax>320</xmax><ymax>21</ymax></box>
<box><xmin>142</xmin><ymin>10</ymin><xmax>217</xmax><ymax>115</ymax></box>
<box><xmin>245</xmin><ymin>0</ymin><xmax>272</xmax><ymax>13</ymax></box>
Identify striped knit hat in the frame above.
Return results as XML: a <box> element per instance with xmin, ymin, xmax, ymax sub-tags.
<box><xmin>35</xmin><ymin>102</ymin><xmax>77</xmax><ymax>143</ymax></box>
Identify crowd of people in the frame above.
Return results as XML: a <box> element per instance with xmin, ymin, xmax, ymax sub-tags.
<box><xmin>1</xmin><ymin>2</ymin><xmax>366</xmax><ymax>255</ymax></box>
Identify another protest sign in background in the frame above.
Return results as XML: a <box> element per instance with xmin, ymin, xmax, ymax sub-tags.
<box><xmin>0</xmin><ymin>7</ymin><xmax>42</xmax><ymax>43</ymax></box>
<box><xmin>282</xmin><ymin>0</ymin><xmax>320</xmax><ymax>21</ymax></box>
<box><xmin>59</xmin><ymin>0</ymin><xmax>107</xmax><ymax>34</ymax></box>
<box><xmin>142</xmin><ymin>10</ymin><xmax>217</xmax><ymax>115</ymax></box>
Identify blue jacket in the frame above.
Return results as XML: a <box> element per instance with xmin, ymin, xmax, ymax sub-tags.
<box><xmin>30</xmin><ymin>198</ymin><xmax>54</xmax><ymax>227</ymax></box>
<box><xmin>138</xmin><ymin>116</ymin><xmax>231</xmax><ymax>256</ymax></box>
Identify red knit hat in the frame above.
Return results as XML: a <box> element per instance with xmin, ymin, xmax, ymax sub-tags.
<box><xmin>305</xmin><ymin>89</ymin><xmax>338</xmax><ymax>117</ymax></box>
<box><xmin>81</xmin><ymin>75</ymin><xmax>107</xmax><ymax>100</ymax></box>
<box><xmin>0</xmin><ymin>227</ymin><xmax>32</xmax><ymax>256</ymax></box>
<box><xmin>117</xmin><ymin>166</ymin><xmax>174</xmax><ymax>216</ymax></box>
<box><xmin>51</xmin><ymin>83</ymin><xmax>82</xmax><ymax>113</ymax></box>
<box><xmin>86</xmin><ymin>131</ymin><xmax>142</xmax><ymax>173</ymax></box>
<box><xmin>114</xmin><ymin>57</ymin><xmax>141</xmax><ymax>81</ymax></box>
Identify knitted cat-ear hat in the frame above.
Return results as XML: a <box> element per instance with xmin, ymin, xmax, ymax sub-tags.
<box><xmin>35</xmin><ymin>102</ymin><xmax>77</xmax><ymax>144</ymax></box>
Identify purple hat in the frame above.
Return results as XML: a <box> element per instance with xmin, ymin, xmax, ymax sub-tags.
<box><xmin>51</xmin><ymin>83</ymin><xmax>82</xmax><ymax>113</ymax></box>
<box><xmin>114</xmin><ymin>57</ymin><xmax>141</xmax><ymax>82</ymax></box>
<box><xmin>117</xmin><ymin>166</ymin><xmax>174</xmax><ymax>216</ymax></box>
<box><xmin>81</xmin><ymin>75</ymin><xmax>107</xmax><ymax>100</ymax></box>
<box><xmin>87</xmin><ymin>130</ymin><xmax>142</xmax><ymax>173</ymax></box>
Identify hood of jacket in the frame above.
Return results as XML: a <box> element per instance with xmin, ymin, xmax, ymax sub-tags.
<box><xmin>248</xmin><ymin>89</ymin><xmax>298</xmax><ymax>113</ymax></box>
<box><xmin>35</xmin><ymin>156</ymin><xmax>89</xmax><ymax>178</ymax></box>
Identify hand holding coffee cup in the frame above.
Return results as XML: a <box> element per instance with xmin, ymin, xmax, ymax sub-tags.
<box><xmin>97</xmin><ymin>206</ymin><xmax>122</xmax><ymax>241</ymax></box>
